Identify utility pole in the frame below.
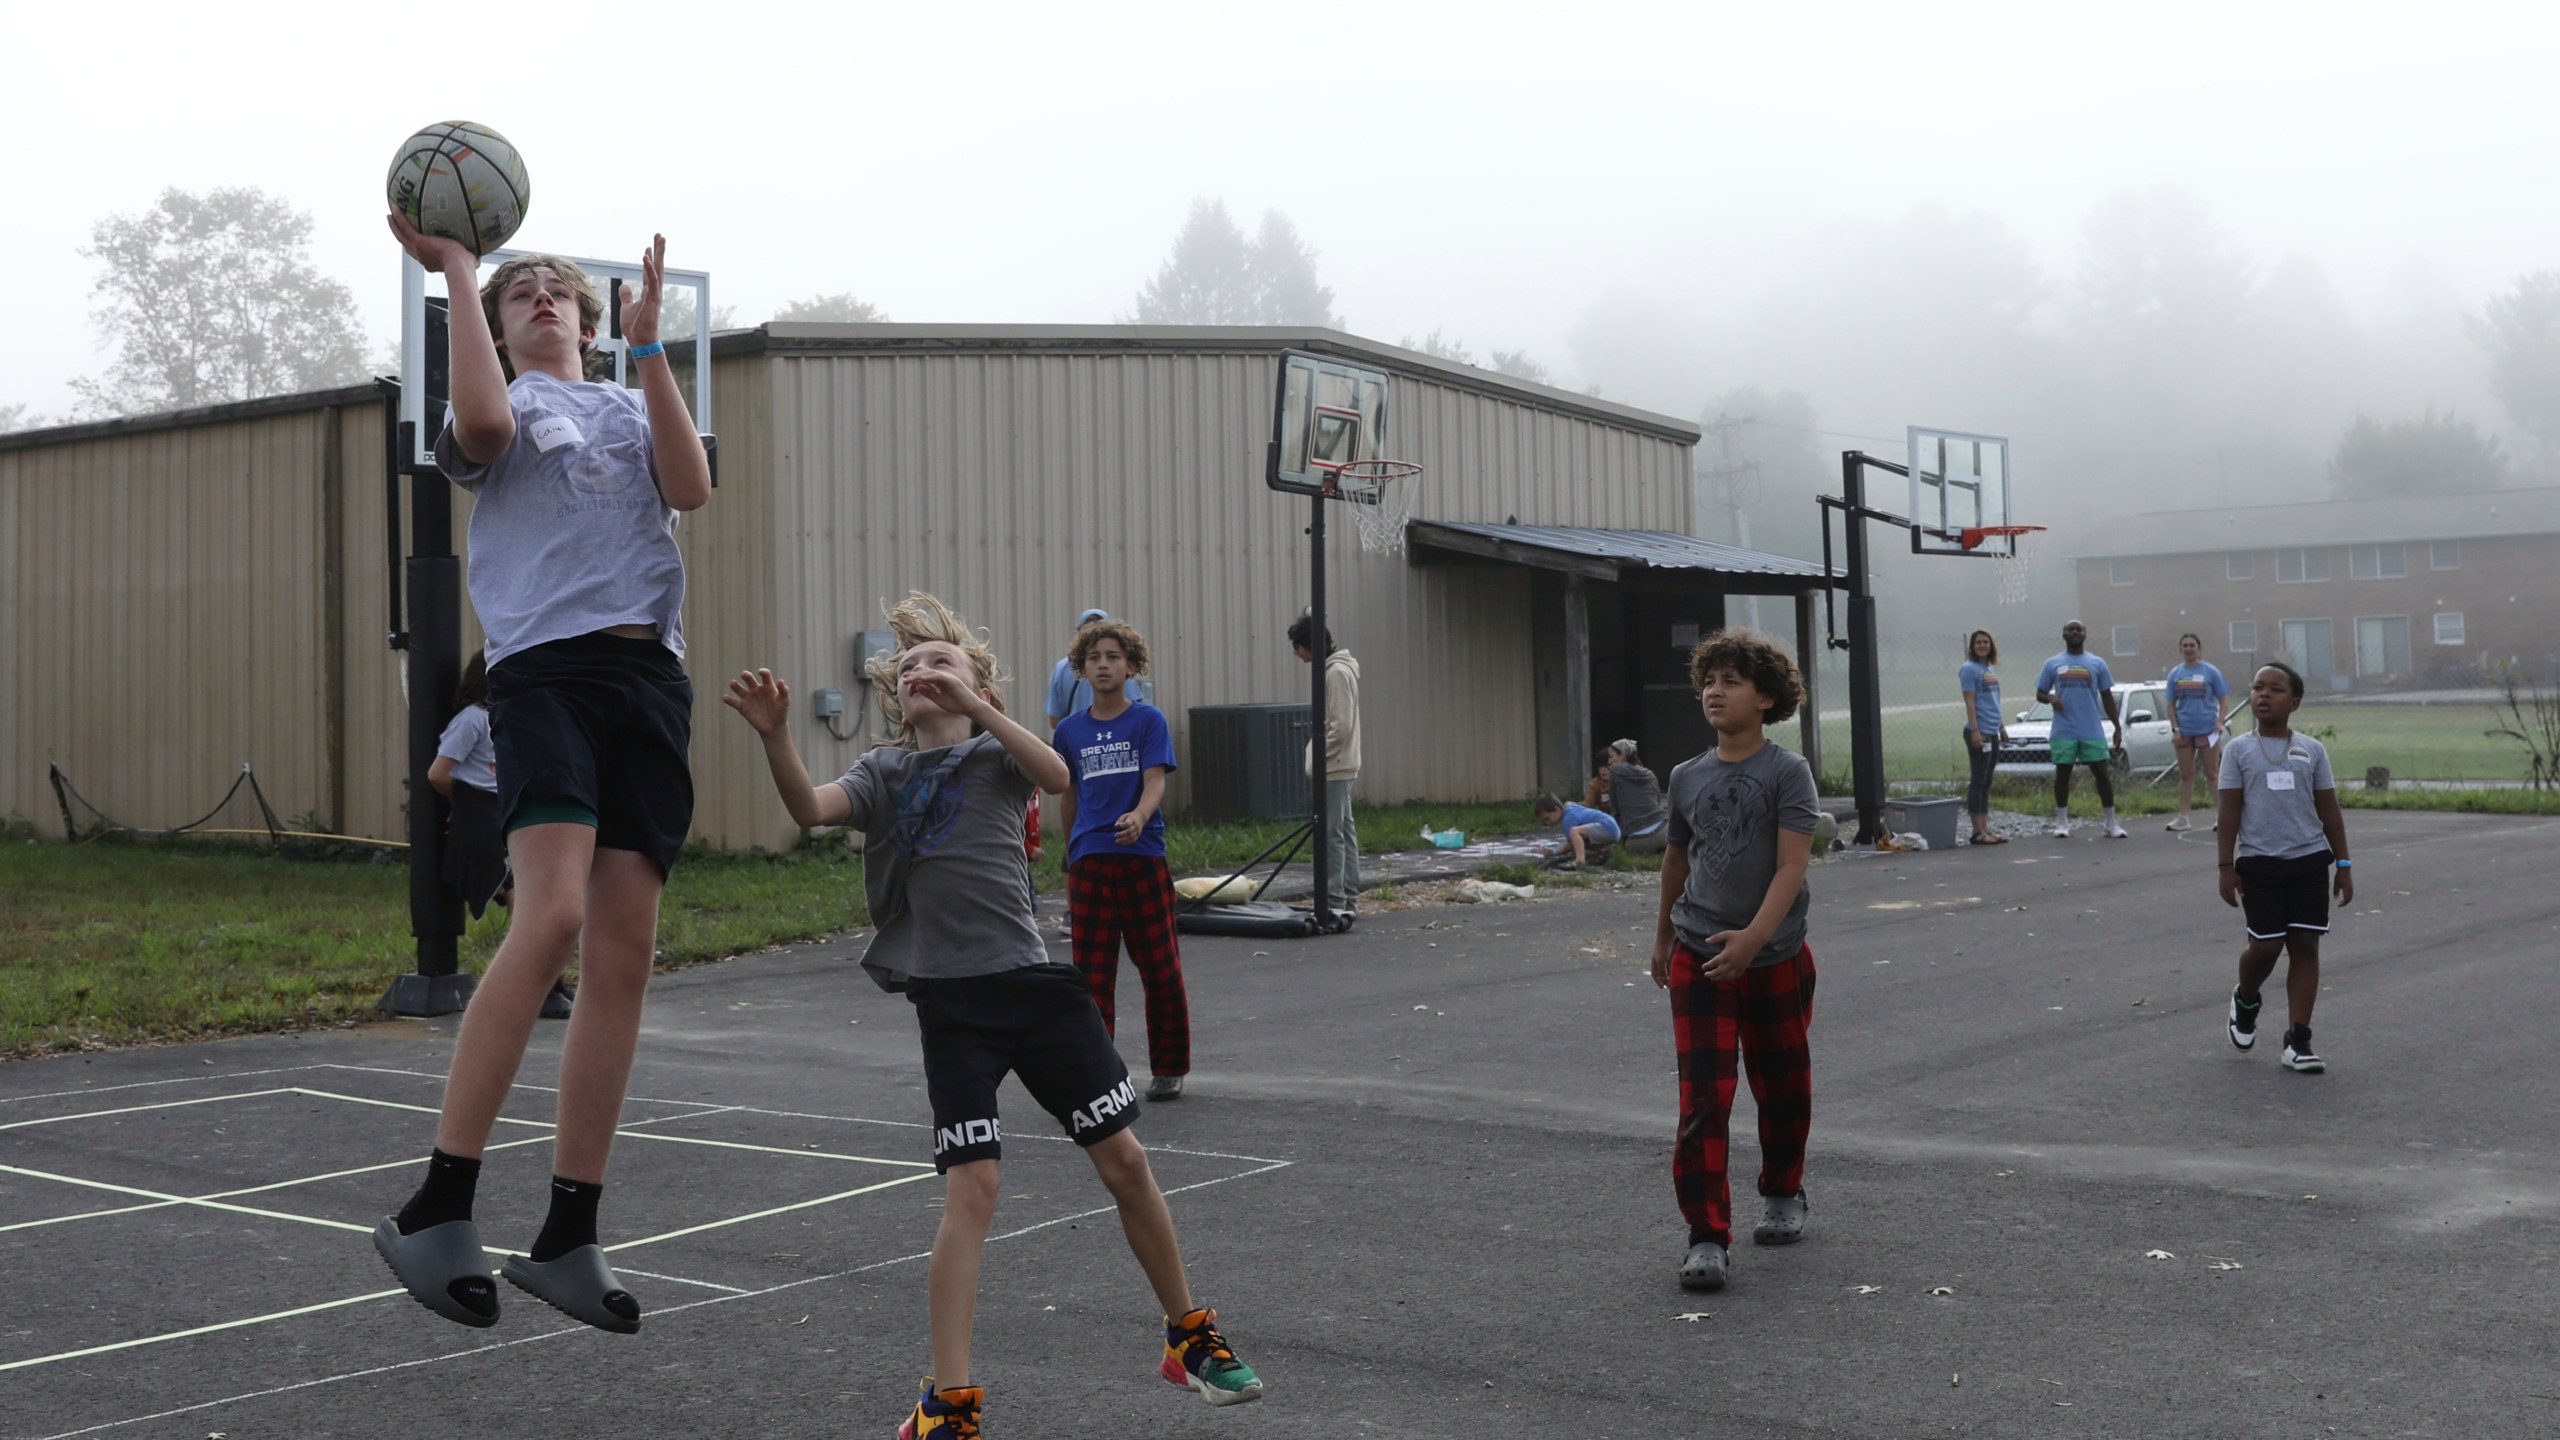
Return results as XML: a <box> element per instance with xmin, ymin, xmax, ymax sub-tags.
<box><xmin>1696</xmin><ymin>413</ymin><xmax>1761</xmax><ymax>630</ymax></box>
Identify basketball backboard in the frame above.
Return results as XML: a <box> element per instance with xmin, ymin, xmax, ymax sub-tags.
<box><xmin>1269</xmin><ymin>350</ymin><xmax>1390</xmax><ymax>500</ymax></box>
<box><xmin>1906</xmin><ymin>426</ymin><xmax>2013</xmax><ymax>557</ymax></box>
<box><xmin>399</xmin><ymin>251</ymin><xmax>712</xmax><ymax>467</ymax></box>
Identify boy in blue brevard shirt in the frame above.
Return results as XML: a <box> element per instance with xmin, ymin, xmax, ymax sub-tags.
<box><xmin>1053</xmin><ymin>617</ymin><xmax>1193</xmax><ymax>1102</ymax></box>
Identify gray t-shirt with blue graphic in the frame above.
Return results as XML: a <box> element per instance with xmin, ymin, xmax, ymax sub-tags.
<box><xmin>836</xmin><ymin>735</ymin><xmax>1045</xmax><ymax>989</ymax></box>
<box><xmin>2218</xmin><ymin>730</ymin><xmax>2336</xmax><ymax>859</ymax></box>
<box><xmin>1665</xmin><ymin>741</ymin><xmax>1822</xmax><ymax>968</ymax></box>
<box><xmin>436</xmin><ymin>371</ymin><xmax>686</xmax><ymax>667</ymax></box>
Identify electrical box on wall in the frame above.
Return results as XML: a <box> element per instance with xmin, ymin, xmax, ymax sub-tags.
<box><xmin>813</xmin><ymin>689</ymin><xmax>844</xmax><ymax>719</ymax></box>
<box><xmin>854</xmin><ymin>630</ymin><xmax>896</xmax><ymax>681</ymax></box>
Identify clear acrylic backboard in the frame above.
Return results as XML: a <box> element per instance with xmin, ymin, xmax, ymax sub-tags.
<box><xmin>1906</xmin><ymin>426</ymin><xmax>2012</xmax><ymax>557</ymax></box>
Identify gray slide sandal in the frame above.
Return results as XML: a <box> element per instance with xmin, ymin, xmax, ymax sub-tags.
<box><xmin>372</xmin><ymin>1216</ymin><xmax>500</xmax><ymax>1328</ymax></box>
<box><xmin>501</xmin><ymin>1246</ymin><xmax>642</xmax><ymax>1334</ymax></box>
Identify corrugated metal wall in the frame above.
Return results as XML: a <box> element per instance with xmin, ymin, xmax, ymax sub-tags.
<box><xmin>3</xmin><ymin>338</ymin><xmax>1692</xmax><ymax>854</ymax></box>
<box><xmin>722</xmin><ymin>344</ymin><xmax>1692</xmax><ymax>852</ymax></box>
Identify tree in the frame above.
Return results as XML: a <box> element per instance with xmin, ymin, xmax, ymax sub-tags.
<box><xmin>71</xmin><ymin>187</ymin><xmax>371</xmax><ymax>419</ymax></box>
<box><xmin>2328</xmin><ymin>410</ymin><xmax>2509</xmax><ymax>498</ymax></box>
<box><xmin>1129</xmin><ymin>198</ymin><xmax>1339</xmax><ymax>326</ymax></box>
<box><xmin>1486</xmin><ymin>350</ymin><xmax>1552</xmax><ymax>385</ymax></box>
<box><xmin>1398</xmin><ymin>329</ymin><xmax>1474</xmax><ymax>364</ymax></box>
<box><xmin>1246</xmin><ymin>213</ymin><xmax>1339</xmax><ymax>326</ymax></box>
<box><xmin>653</xmin><ymin>289</ymin><xmax>738</xmax><ymax>340</ymax></box>
<box><xmin>2473</xmin><ymin>270</ymin><xmax>2560</xmax><ymax>465</ymax></box>
<box><xmin>0</xmin><ymin>402</ymin><xmax>43</xmax><ymax>434</ymax></box>
<box><xmin>1128</xmin><ymin>199</ymin><xmax>1257</xmax><ymax>323</ymax></box>
<box><xmin>772</xmin><ymin>291</ymin><xmax>888</xmax><ymax>323</ymax></box>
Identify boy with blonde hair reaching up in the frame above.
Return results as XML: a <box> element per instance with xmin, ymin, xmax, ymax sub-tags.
<box><xmin>724</xmin><ymin>593</ymin><xmax>1262</xmax><ymax>1438</ymax></box>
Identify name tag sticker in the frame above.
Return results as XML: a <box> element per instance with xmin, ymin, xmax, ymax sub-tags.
<box><xmin>527</xmin><ymin>415</ymin><xmax>584</xmax><ymax>453</ymax></box>
<box><xmin>2265</xmin><ymin>770</ymin><xmax>2296</xmax><ymax>791</ymax></box>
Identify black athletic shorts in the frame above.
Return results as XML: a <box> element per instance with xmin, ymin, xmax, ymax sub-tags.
<box><xmin>487</xmin><ymin>632</ymin><xmax>694</xmax><ymax>879</ymax></box>
<box><xmin>908</xmin><ymin>963</ymin><xmax>1138</xmax><ymax>1173</ymax></box>
<box><xmin>2235</xmin><ymin>850</ymin><xmax>2334</xmax><ymax>940</ymax></box>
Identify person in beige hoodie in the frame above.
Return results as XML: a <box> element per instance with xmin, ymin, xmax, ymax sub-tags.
<box><xmin>1289</xmin><ymin>615</ymin><xmax>1361</xmax><ymax>918</ymax></box>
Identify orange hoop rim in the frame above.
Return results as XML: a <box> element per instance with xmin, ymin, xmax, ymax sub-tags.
<box><xmin>1958</xmin><ymin>523</ymin><xmax>2045</xmax><ymax>551</ymax></box>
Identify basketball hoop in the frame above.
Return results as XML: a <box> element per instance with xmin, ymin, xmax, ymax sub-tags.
<box><xmin>1328</xmin><ymin>459</ymin><xmax>1424</xmax><ymax>556</ymax></box>
<box><xmin>1959</xmin><ymin>524</ymin><xmax>2044</xmax><ymax>606</ymax></box>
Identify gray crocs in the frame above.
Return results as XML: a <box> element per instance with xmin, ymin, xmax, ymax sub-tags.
<box><xmin>501</xmin><ymin>1246</ymin><xmax>642</xmax><ymax>1334</ymax></box>
<box><xmin>372</xmin><ymin>1216</ymin><xmax>500</xmax><ymax>1328</ymax></box>
<box><xmin>1678</xmin><ymin>1241</ymin><xmax>1729</xmax><ymax>1292</ymax></box>
<box><xmin>1753</xmin><ymin>1191</ymin><xmax>1808</xmax><ymax>1246</ymax></box>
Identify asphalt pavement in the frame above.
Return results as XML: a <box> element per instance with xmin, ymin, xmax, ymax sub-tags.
<box><xmin>6</xmin><ymin>807</ymin><xmax>2557</xmax><ymax>1438</ymax></box>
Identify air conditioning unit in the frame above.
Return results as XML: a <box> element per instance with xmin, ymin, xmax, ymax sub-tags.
<box><xmin>1186</xmin><ymin>704</ymin><xmax>1314</xmax><ymax>821</ymax></box>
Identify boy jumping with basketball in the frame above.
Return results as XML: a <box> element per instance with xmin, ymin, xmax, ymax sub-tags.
<box><xmin>2217</xmin><ymin>661</ymin><xmax>2351</xmax><ymax>1073</ymax></box>
<box><xmin>374</xmin><ymin>218</ymin><xmax>710</xmax><ymax>1334</ymax></box>
<box><xmin>723</xmin><ymin>593</ymin><xmax>1262</xmax><ymax>1438</ymax></box>
<box><xmin>1052</xmin><ymin>617</ymin><xmax>1192</xmax><ymax>1102</ymax></box>
<box><xmin>1651</xmin><ymin>629</ymin><xmax>1821</xmax><ymax>1293</ymax></box>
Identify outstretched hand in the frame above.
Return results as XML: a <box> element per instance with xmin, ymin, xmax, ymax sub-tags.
<box><xmin>902</xmin><ymin>668</ymin><xmax>990</xmax><ymax>723</ymax></box>
<box><xmin>621</xmin><ymin>234</ymin><xmax>667</xmax><ymax>347</ymax></box>
<box><xmin>722</xmin><ymin>668</ymin><xmax>791</xmax><ymax>735</ymax></box>
<box><xmin>386</xmin><ymin>211</ymin><xmax>476</xmax><ymax>274</ymax></box>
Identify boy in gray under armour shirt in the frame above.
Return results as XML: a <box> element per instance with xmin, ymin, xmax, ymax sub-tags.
<box><xmin>723</xmin><ymin>592</ymin><xmax>1264</xmax><ymax>1436</ymax></box>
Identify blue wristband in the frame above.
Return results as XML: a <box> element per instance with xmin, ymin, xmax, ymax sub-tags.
<box><xmin>626</xmin><ymin>340</ymin><xmax>665</xmax><ymax>361</ymax></box>
<box><xmin>2333</xmin><ymin>858</ymin><xmax>2352</xmax><ymax>869</ymax></box>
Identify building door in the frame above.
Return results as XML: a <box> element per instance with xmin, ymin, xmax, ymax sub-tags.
<box><xmin>2354</xmin><ymin>616</ymin><xmax>2410</xmax><ymax>679</ymax></box>
<box><xmin>2279</xmin><ymin>619</ymin><xmax>2334</xmax><ymax>690</ymax></box>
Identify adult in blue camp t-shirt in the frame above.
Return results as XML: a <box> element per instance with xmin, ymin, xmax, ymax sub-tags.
<box><xmin>2034</xmin><ymin>620</ymin><xmax>2125</xmax><ymax>840</ymax></box>
<box><xmin>2163</xmin><ymin>631</ymin><xmax>2231</xmax><ymax>833</ymax></box>
<box><xmin>1958</xmin><ymin>629</ymin><xmax>2010</xmax><ymax>844</ymax></box>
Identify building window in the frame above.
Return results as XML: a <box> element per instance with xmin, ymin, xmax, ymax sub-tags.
<box><xmin>2354</xmin><ymin>616</ymin><xmax>2411</xmax><ymax>677</ymax></box>
<box><xmin>2111</xmin><ymin>625</ymin><xmax>2140</xmax><ymax>657</ymax></box>
<box><xmin>2108</xmin><ymin>558</ymin><xmax>2136</xmax><ymax>587</ymax></box>
<box><xmin>2431</xmin><ymin>539</ymin><xmax>2462</xmax><ymax>570</ymax></box>
<box><xmin>2276</xmin><ymin>548</ymin><xmax>2329</xmax><ymax>583</ymax></box>
<box><xmin>2229</xmin><ymin>620</ymin><xmax>2258</xmax><ymax>652</ymax></box>
<box><xmin>2435</xmin><ymin>612</ymin><xmax>2466</xmax><ymax>645</ymax></box>
<box><xmin>2227</xmin><ymin>552</ymin><xmax>2253</xmax><ymax>580</ymax></box>
<box><xmin>2349</xmin><ymin>543</ymin><xmax>2407</xmax><ymax>580</ymax></box>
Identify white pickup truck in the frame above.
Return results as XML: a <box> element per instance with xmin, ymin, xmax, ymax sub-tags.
<box><xmin>1993</xmin><ymin>681</ymin><xmax>2181</xmax><ymax>779</ymax></box>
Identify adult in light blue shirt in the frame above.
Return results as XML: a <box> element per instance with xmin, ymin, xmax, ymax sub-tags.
<box><xmin>1044</xmin><ymin>607</ymin><xmax>1147</xmax><ymax>731</ymax></box>
<box><xmin>1957</xmin><ymin>629</ymin><xmax>2009</xmax><ymax>843</ymax></box>
<box><xmin>2164</xmin><ymin>631</ymin><xmax>2231</xmax><ymax>831</ymax></box>
<box><xmin>2033</xmin><ymin>619</ymin><xmax>2125</xmax><ymax>839</ymax></box>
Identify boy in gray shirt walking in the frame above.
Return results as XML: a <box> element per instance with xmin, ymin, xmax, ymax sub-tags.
<box><xmin>2216</xmin><ymin>661</ymin><xmax>2353</xmax><ymax>1073</ymax></box>
<box><xmin>1651</xmin><ymin>630</ymin><xmax>1822</xmax><ymax>1295</ymax></box>
<box><xmin>724</xmin><ymin>592</ymin><xmax>1263</xmax><ymax>1437</ymax></box>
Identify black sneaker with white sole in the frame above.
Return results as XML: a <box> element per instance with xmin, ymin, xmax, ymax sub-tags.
<box><xmin>2280</xmin><ymin>1025</ymin><xmax>2324</xmax><ymax>1073</ymax></box>
<box><xmin>2228</xmin><ymin>988</ymin><xmax>2261</xmax><ymax>1050</ymax></box>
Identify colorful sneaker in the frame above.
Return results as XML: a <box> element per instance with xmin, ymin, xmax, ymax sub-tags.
<box><xmin>2281</xmin><ymin>1026</ymin><xmax>2324</xmax><ymax>1074</ymax></box>
<box><xmin>896</xmin><ymin>1378</ymin><xmax>982</xmax><ymax>1440</ymax></box>
<box><xmin>2228</xmin><ymin>988</ymin><xmax>2260</xmax><ymax>1050</ymax></box>
<box><xmin>1161</xmin><ymin>1307</ymin><xmax>1263</xmax><ymax>1406</ymax></box>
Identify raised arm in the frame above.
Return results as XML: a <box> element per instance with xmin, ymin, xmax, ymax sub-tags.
<box><xmin>722</xmin><ymin>669</ymin><xmax>852</xmax><ymax>828</ymax></box>
<box><xmin>389</xmin><ymin>213</ymin><xmax>513</xmax><ymax>463</ymax></box>
<box><xmin>624</xmin><ymin>235</ymin><xmax>713</xmax><ymax>512</ymax></box>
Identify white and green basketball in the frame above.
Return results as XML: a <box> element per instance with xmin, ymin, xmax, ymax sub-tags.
<box><xmin>387</xmin><ymin>121</ymin><xmax>530</xmax><ymax>256</ymax></box>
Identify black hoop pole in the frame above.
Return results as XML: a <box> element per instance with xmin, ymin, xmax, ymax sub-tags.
<box><xmin>1308</xmin><ymin>492</ymin><xmax>1333</xmax><ymax>930</ymax></box>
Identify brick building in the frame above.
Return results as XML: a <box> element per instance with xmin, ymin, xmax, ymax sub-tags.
<box><xmin>2071</xmin><ymin>487</ymin><xmax>2560</xmax><ymax>692</ymax></box>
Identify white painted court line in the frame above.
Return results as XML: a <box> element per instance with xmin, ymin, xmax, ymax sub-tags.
<box><xmin>0</xmin><ymin>1065</ymin><xmax>338</xmax><ymax>1108</ymax></box>
<box><xmin>30</xmin><ymin>1155</ymin><xmax>1295</xmax><ymax>1440</ymax></box>
<box><xmin>0</xmin><ymin>1289</ymin><xmax>410</xmax><ymax>1375</ymax></box>
<box><xmin>0</xmin><ymin>1089</ymin><xmax>297</xmax><ymax>1131</ymax></box>
<box><xmin>610</xmin><ymin>1170</ymin><xmax>942</xmax><ymax>1250</ymax></box>
<box><xmin>0</xmin><ymin>1164</ymin><xmax>378</xmax><ymax>1234</ymax></box>
<box><xmin>614</xmin><ymin>1268</ymin><xmax>751</xmax><ymax>1295</ymax></box>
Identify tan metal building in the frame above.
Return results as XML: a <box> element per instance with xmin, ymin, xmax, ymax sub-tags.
<box><xmin>2</xmin><ymin>326</ymin><xmax>1729</xmax><ymax>853</ymax></box>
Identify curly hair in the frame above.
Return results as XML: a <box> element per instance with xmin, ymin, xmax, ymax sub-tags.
<box><xmin>1069</xmin><ymin>618</ymin><xmax>1151</xmax><ymax>676</ymax></box>
<box><xmin>862</xmin><ymin>591</ymin><xmax>1009</xmax><ymax>746</ymax></box>
<box><xmin>1686</xmin><ymin>628</ymin><xmax>1805</xmax><ymax>725</ymax></box>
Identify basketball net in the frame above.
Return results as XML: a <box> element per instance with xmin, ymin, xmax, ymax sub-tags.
<box><xmin>1331</xmin><ymin>460</ymin><xmax>1424</xmax><ymax>556</ymax></box>
<box><xmin>1960</xmin><ymin>524</ymin><xmax>2043</xmax><ymax>606</ymax></box>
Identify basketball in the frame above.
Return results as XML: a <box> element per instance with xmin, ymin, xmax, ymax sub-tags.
<box><xmin>386</xmin><ymin>121</ymin><xmax>530</xmax><ymax>256</ymax></box>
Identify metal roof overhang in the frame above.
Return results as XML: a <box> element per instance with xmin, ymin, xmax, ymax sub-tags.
<box><xmin>1406</xmin><ymin>521</ymin><xmax>1841</xmax><ymax>594</ymax></box>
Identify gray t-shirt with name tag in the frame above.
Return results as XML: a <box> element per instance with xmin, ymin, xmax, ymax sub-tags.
<box><xmin>1664</xmin><ymin>741</ymin><xmax>1822</xmax><ymax>968</ymax></box>
<box><xmin>2218</xmin><ymin>730</ymin><xmax>2335</xmax><ymax>859</ymax></box>
<box><xmin>835</xmin><ymin>735</ymin><xmax>1046</xmax><ymax>990</ymax></box>
<box><xmin>435</xmin><ymin>370</ymin><xmax>686</xmax><ymax>668</ymax></box>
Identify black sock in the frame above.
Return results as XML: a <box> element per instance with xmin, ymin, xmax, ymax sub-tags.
<box><xmin>529</xmin><ymin>1176</ymin><xmax>603</xmax><ymax>1263</ymax></box>
<box><xmin>395</xmin><ymin>1148</ymin><xmax>481</xmax><ymax>1236</ymax></box>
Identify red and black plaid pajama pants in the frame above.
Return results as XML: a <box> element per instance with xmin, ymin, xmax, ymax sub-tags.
<box><xmin>1668</xmin><ymin>942</ymin><xmax>1816</xmax><ymax>1248</ymax></box>
<box><xmin>1067</xmin><ymin>853</ymin><xmax>1190</xmax><ymax>1079</ymax></box>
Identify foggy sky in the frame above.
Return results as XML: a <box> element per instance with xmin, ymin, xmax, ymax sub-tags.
<box><xmin>6</xmin><ymin>1</ymin><xmax>2553</xmax><ymax>453</ymax></box>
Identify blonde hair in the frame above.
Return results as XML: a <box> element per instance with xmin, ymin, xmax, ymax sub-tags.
<box><xmin>863</xmin><ymin>591</ymin><xmax>1009</xmax><ymax>746</ymax></box>
<box><xmin>479</xmin><ymin>254</ymin><xmax>607</xmax><ymax>380</ymax></box>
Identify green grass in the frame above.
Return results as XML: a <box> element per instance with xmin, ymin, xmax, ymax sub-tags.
<box><xmin>0</xmin><ymin>800</ymin><xmax>1556</xmax><ymax>1059</ymax></box>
